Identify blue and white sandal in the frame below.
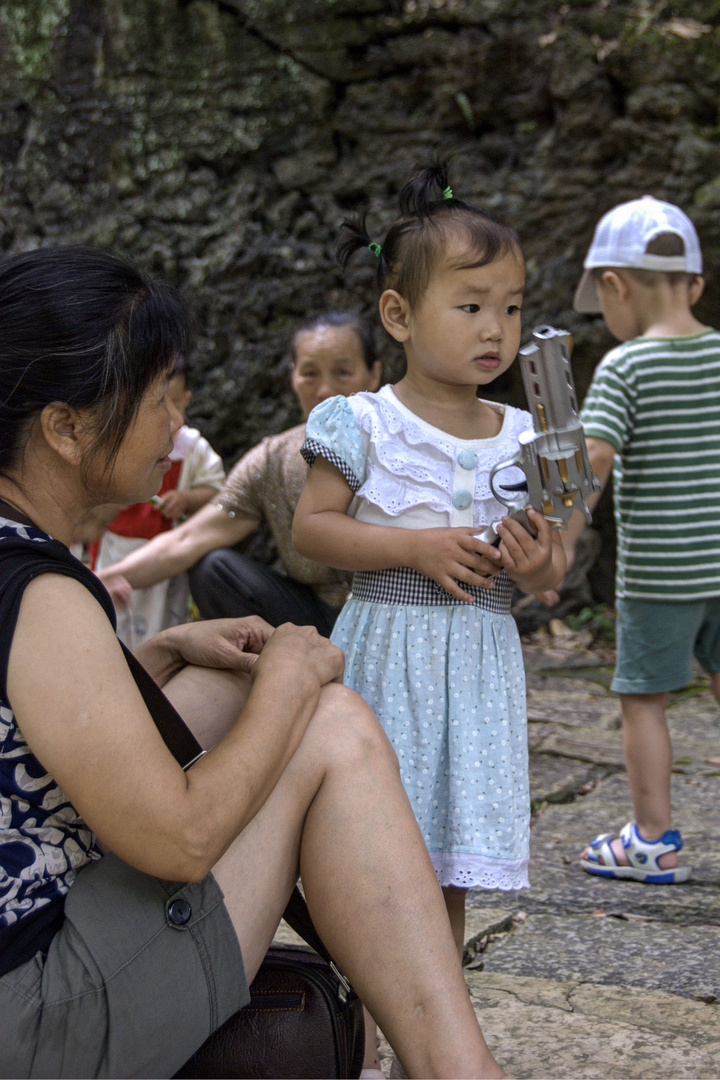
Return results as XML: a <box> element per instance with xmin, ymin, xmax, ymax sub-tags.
<box><xmin>581</xmin><ymin>820</ymin><xmax>692</xmax><ymax>883</ymax></box>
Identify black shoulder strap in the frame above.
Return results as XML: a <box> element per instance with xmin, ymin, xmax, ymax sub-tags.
<box><xmin>0</xmin><ymin>530</ymin><xmax>203</xmax><ymax>769</ymax></box>
<box><xmin>119</xmin><ymin>643</ymin><xmax>204</xmax><ymax>769</ymax></box>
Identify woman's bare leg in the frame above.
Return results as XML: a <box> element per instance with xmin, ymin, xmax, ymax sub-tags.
<box><xmin>211</xmin><ymin>683</ymin><xmax>503</xmax><ymax>1080</ymax></box>
<box><xmin>161</xmin><ymin>663</ymin><xmax>252</xmax><ymax>749</ymax></box>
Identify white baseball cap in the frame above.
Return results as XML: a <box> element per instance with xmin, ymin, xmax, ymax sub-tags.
<box><xmin>573</xmin><ymin>195</ymin><xmax>703</xmax><ymax>313</ymax></box>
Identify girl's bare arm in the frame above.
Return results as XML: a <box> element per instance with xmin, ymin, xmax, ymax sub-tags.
<box><xmin>293</xmin><ymin>456</ymin><xmax>502</xmax><ymax>603</ymax></box>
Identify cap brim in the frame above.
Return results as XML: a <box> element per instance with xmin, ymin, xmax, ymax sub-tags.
<box><xmin>573</xmin><ymin>268</ymin><xmax>602</xmax><ymax>314</ymax></box>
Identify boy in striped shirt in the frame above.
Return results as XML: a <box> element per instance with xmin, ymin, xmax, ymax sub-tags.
<box><xmin>567</xmin><ymin>196</ymin><xmax>720</xmax><ymax>883</ymax></box>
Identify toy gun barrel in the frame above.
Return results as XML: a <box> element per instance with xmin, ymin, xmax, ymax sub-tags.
<box><xmin>477</xmin><ymin>325</ymin><xmax>600</xmax><ymax>544</ymax></box>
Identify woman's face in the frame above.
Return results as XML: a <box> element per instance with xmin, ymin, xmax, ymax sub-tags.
<box><xmin>89</xmin><ymin>372</ymin><xmax>183</xmax><ymax>505</ymax></box>
<box><xmin>290</xmin><ymin>325</ymin><xmax>382</xmax><ymax>417</ymax></box>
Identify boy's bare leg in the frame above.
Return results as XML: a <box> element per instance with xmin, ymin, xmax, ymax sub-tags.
<box><xmin>582</xmin><ymin>691</ymin><xmax>677</xmax><ymax>868</ymax></box>
<box><xmin>709</xmin><ymin>669</ymin><xmax>720</xmax><ymax>707</ymax></box>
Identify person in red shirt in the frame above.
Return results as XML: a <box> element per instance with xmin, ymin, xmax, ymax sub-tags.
<box><xmin>93</xmin><ymin>360</ymin><xmax>224</xmax><ymax>647</ymax></box>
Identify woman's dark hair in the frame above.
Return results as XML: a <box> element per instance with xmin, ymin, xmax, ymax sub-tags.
<box><xmin>0</xmin><ymin>245</ymin><xmax>192</xmax><ymax>476</ymax></box>
<box><xmin>336</xmin><ymin>160</ymin><xmax>521</xmax><ymax>308</ymax></box>
<box><xmin>289</xmin><ymin>310</ymin><xmax>377</xmax><ymax>370</ymax></box>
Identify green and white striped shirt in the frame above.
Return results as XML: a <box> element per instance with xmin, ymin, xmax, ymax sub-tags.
<box><xmin>581</xmin><ymin>329</ymin><xmax>720</xmax><ymax>601</ymax></box>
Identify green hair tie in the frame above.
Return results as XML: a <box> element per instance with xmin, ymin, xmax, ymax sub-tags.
<box><xmin>368</xmin><ymin>241</ymin><xmax>383</xmax><ymax>257</ymax></box>
<box><xmin>443</xmin><ymin>186</ymin><xmax>453</xmax><ymax>200</ymax></box>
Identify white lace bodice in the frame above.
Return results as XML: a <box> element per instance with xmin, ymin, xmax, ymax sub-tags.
<box><xmin>303</xmin><ymin>384</ymin><xmax>533</xmax><ymax>532</ymax></box>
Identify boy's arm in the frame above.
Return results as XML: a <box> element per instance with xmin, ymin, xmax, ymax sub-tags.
<box><xmin>293</xmin><ymin>457</ymin><xmax>503</xmax><ymax>604</ymax></box>
<box><xmin>561</xmin><ymin>436</ymin><xmax>616</xmax><ymax>569</ymax></box>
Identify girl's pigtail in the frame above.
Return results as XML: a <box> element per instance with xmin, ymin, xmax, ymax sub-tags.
<box><xmin>336</xmin><ymin>212</ymin><xmax>388</xmax><ymax>283</ymax></box>
<box><xmin>398</xmin><ymin>160</ymin><xmax>452</xmax><ymax>217</ymax></box>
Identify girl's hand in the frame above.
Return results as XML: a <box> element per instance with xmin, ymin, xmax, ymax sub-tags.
<box><xmin>99</xmin><ymin>569</ymin><xmax>132</xmax><ymax>609</ymax></box>
<box><xmin>409</xmin><ymin>526</ymin><xmax>503</xmax><ymax>604</ymax></box>
<box><xmin>157</xmin><ymin>489</ymin><xmax>188</xmax><ymax>519</ymax></box>
<box><xmin>496</xmin><ymin>508</ymin><xmax>565</xmax><ymax>593</ymax></box>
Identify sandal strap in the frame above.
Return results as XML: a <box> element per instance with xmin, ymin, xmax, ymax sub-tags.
<box><xmin>586</xmin><ymin>833</ymin><xmax>622</xmax><ymax>867</ymax></box>
<box><xmin>620</xmin><ymin>821</ymin><xmax>683</xmax><ymax>872</ymax></box>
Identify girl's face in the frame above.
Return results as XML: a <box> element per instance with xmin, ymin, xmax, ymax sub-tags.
<box><xmin>291</xmin><ymin>325</ymin><xmax>382</xmax><ymax>417</ymax></box>
<box><xmin>399</xmin><ymin>242</ymin><xmax>525</xmax><ymax>393</ymax></box>
<box><xmin>86</xmin><ymin>371</ymin><xmax>183</xmax><ymax>505</ymax></box>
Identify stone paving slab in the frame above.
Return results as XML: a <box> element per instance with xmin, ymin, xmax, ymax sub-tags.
<box><xmin>527</xmin><ymin>679</ymin><xmax>620</xmax><ymax>730</ymax></box>
<box><xmin>480</xmin><ymin>911</ymin><xmax>720</xmax><ymax>1000</ymax></box>
<box><xmin>272</xmin><ymin>918</ymin><xmax>305</xmax><ymax>947</ymax></box>
<box><xmin>529</xmin><ymin>754</ymin><xmax>603</xmax><ymax>806</ymax></box>
<box><xmin>667</xmin><ymin>687</ymin><xmax>720</xmax><ymax>743</ymax></box>
<box><xmin>465</xmin><ymin>906</ymin><xmax>515</xmax><ymax>945</ymax></box>
<box><xmin>467</xmin><ymin>972</ymin><xmax>720</xmax><ymax>1079</ymax></box>
<box><xmin>533</xmin><ymin>728</ymin><xmax>627</xmax><ymax>768</ymax></box>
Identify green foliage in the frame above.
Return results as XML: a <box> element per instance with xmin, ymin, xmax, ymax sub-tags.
<box><xmin>565</xmin><ymin>605</ymin><xmax>617</xmax><ymax>644</ymax></box>
<box><xmin>0</xmin><ymin>0</ymin><xmax>70</xmax><ymax>84</ymax></box>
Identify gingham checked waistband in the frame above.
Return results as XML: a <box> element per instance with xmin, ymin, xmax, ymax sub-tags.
<box><xmin>350</xmin><ymin>566</ymin><xmax>514</xmax><ymax>613</ymax></box>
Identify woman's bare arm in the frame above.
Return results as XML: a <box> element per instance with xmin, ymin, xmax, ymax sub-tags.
<box><xmin>98</xmin><ymin>499</ymin><xmax>259</xmax><ymax>591</ymax></box>
<box><xmin>7</xmin><ymin>574</ymin><xmax>343</xmax><ymax>883</ymax></box>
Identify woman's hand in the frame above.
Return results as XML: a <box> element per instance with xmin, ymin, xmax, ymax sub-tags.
<box><xmin>495</xmin><ymin>508</ymin><xmax>565</xmax><ymax>594</ymax></box>
<box><xmin>251</xmin><ymin>622</ymin><xmax>345</xmax><ymax>689</ymax></box>
<box><xmin>408</xmin><ymin>526</ymin><xmax>503</xmax><ymax>604</ymax></box>
<box><xmin>136</xmin><ymin>616</ymin><xmax>275</xmax><ymax>685</ymax></box>
<box><xmin>137</xmin><ymin>617</ymin><xmax>346</xmax><ymax>693</ymax></box>
<box><xmin>168</xmin><ymin>616</ymin><xmax>274</xmax><ymax>671</ymax></box>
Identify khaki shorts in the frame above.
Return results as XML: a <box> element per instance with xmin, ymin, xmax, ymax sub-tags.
<box><xmin>0</xmin><ymin>853</ymin><xmax>248</xmax><ymax>1079</ymax></box>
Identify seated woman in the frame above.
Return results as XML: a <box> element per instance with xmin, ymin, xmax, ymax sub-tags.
<box><xmin>99</xmin><ymin>311</ymin><xmax>382</xmax><ymax>636</ymax></box>
<box><xmin>0</xmin><ymin>246</ymin><xmax>503</xmax><ymax>1080</ymax></box>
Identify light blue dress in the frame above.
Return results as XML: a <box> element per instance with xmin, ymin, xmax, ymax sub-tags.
<box><xmin>302</xmin><ymin>386</ymin><xmax>531</xmax><ymax>890</ymax></box>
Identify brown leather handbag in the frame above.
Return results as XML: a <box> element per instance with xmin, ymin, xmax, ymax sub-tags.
<box><xmin>174</xmin><ymin>887</ymin><xmax>365</xmax><ymax>1079</ymax></box>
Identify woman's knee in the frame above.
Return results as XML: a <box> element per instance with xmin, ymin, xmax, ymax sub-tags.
<box><xmin>311</xmin><ymin>683</ymin><xmax>398</xmax><ymax>773</ymax></box>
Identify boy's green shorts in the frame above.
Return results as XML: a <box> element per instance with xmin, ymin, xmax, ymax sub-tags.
<box><xmin>0</xmin><ymin>852</ymin><xmax>248</xmax><ymax>1078</ymax></box>
<box><xmin>613</xmin><ymin>595</ymin><xmax>720</xmax><ymax>694</ymax></box>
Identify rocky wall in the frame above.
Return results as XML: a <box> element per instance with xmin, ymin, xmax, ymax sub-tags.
<box><xmin>2</xmin><ymin>0</ymin><xmax>720</xmax><ymax>600</ymax></box>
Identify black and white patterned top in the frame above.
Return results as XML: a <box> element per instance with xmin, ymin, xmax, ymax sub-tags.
<box><xmin>0</xmin><ymin>520</ymin><xmax>102</xmax><ymax>927</ymax></box>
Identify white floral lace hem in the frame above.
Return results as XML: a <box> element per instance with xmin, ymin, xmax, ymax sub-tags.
<box><xmin>429</xmin><ymin>851</ymin><xmax>529</xmax><ymax>891</ymax></box>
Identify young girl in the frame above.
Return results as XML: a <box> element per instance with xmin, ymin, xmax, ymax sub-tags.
<box><xmin>293</xmin><ymin>162</ymin><xmax>565</xmax><ymax>966</ymax></box>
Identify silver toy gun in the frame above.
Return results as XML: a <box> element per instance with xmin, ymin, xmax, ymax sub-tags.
<box><xmin>478</xmin><ymin>325</ymin><xmax>600</xmax><ymax>544</ymax></box>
